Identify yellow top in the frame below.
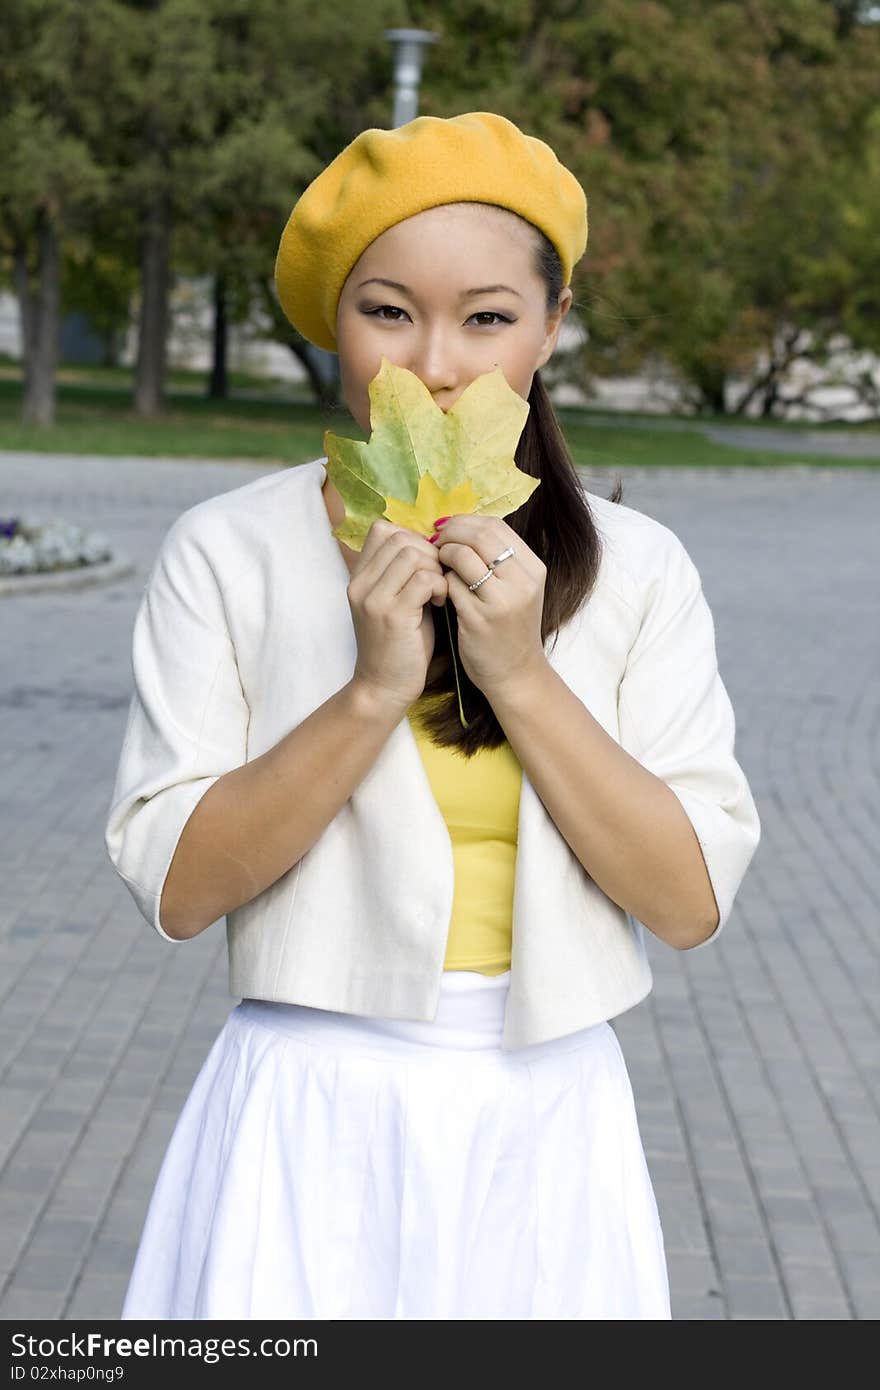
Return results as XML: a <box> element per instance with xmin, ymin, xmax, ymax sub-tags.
<box><xmin>407</xmin><ymin>695</ymin><xmax>522</xmax><ymax>975</ymax></box>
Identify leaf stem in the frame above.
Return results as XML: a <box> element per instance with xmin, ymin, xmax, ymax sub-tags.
<box><xmin>444</xmin><ymin>598</ymin><xmax>469</xmax><ymax>729</ymax></box>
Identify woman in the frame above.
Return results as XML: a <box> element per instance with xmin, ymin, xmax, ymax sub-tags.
<box><xmin>105</xmin><ymin>112</ymin><xmax>761</xmax><ymax>1320</ymax></box>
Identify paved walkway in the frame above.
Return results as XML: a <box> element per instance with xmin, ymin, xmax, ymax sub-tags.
<box><xmin>1</xmin><ymin>450</ymin><xmax>878</xmax><ymax>1321</ymax></box>
<box><xmin>700</xmin><ymin>424</ymin><xmax>880</xmax><ymax>459</ymax></box>
<box><xmin>571</xmin><ymin>415</ymin><xmax>880</xmax><ymax>460</ymax></box>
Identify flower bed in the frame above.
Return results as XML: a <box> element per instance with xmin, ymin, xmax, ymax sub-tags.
<box><xmin>0</xmin><ymin>517</ymin><xmax>113</xmax><ymax>575</ymax></box>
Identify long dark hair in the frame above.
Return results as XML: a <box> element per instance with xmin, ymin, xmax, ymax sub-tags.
<box><xmin>418</xmin><ymin>214</ymin><xmax>625</xmax><ymax>755</ymax></box>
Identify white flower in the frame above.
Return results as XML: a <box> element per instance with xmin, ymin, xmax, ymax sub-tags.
<box><xmin>0</xmin><ymin>519</ymin><xmax>114</xmax><ymax>574</ymax></box>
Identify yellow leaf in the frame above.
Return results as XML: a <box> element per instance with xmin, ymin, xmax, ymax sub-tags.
<box><xmin>323</xmin><ymin>356</ymin><xmax>537</xmax><ymax>552</ymax></box>
<box><xmin>383</xmin><ymin>470</ymin><xmax>480</xmax><ymax>536</ymax></box>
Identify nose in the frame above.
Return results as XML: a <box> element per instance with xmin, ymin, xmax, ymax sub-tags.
<box><xmin>408</xmin><ymin>327</ymin><xmax>459</xmax><ymax>407</ymax></box>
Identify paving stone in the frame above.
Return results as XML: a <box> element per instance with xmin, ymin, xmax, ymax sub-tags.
<box><xmin>850</xmin><ymin>1284</ymin><xmax>880</xmax><ymax>1319</ymax></box>
<box><xmin>27</xmin><ymin>1217</ymin><xmax>94</xmax><ymax>1256</ymax></box>
<box><xmin>835</xmin><ymin>1248</ymin><xmax>880</xmax><ymax>1293</ymax></box>
<box><xmin>0</xmin><ymin>1288</ymin><xmax>65</xmax><ymax>1319</ymax></box>
<box><xmin>673</xmin><ymin>1291</ymin><xmax>728</xmax><ymax>1320</ymax></box>
<box><xmin>665</xmin><ymin>1250</ymin><xmax>721</xmax><ymax>1297</ymax></box>
<box><xmin>702</xmin><ymin>1195</ymin><xmax>765</xmax><ymax>1240</ymax></box>
<box><xmin>65</xmin><ymin>1273</ymin><xmax>127</xmax><ymax>1321</ymax></box>
<box><xmin>6</xmin><ymin>1247</ymin><xmax>82</xmax><ymax>1293</ymax></box>
<box><xmin>778</xmin><ymin>1254</ymin><xmax>849</xmax><ymax>1300</ymax></box>
<box><xmin>713</xmin><ymin>1235</ymin><xmax>779</xmax><ymax>1281</ymax></box>
<box><xmin>791</xmin><ymin>1297</ymin><xmax>853</xmax><ymax>1320</ymax></box>
<box><xmin>763</xmin><ymin>1193</ymin><xmax>825</xmax><ymax>1226</ymax></box>
<box><xmin>99</xmin><ymin>1196</ymin><xmax>149</xmax><ymax>1243</ymax></box>
<box><xmin>771</xmin><ymin>1221</ymin><xmax>835</xmax><ymax>1261</ymax></box>
<box><xmin>657</xmin><ymin>1204</ymin><xmax>711</xmax><ymax>1255</ymax></box>
<box><xmin>822</xmin><ymin>1210</ymin><xmax>880</xmax><ymax>1254</ymax></box>
<box><xmin>1</xmin><ymin>1161</ymin><xmax>59</xmax><ymax>1195</ymax></box>
<box><xmin>726</xmin><ymin>1276</ymin><xmax>790</xmax><ymax>1320</ymax></box>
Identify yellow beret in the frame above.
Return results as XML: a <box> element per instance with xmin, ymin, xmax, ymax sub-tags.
<box><xmin>274</xmin><ymin>110</ymin><xmax>588</xmax><ymax>353</ymax></box>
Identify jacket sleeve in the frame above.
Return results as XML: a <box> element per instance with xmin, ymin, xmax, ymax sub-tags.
<box><xmin>616</xmin><ymin>529</ymin><xmax>761</xmax><ymax>948</ymax></box>
<box><xmin>104</xmin><ymin>510</ymin><xmax>250</xmax><ymax>941</ymax></box>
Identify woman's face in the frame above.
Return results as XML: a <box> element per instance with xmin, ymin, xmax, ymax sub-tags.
<box><xmin>335</xmin><ymin>202</ymin><xmax>572</xmax><ymax>432</ymax></box>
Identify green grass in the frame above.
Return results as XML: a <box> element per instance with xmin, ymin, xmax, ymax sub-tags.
<box><xmin>0</xmin><ymin>369</ymin><xmax>878</xmax><ymax>469</ymax></box>
<box><xmin>0</xmin><ymin>377</ymin><xmax>339</xmax><ymax>464</ymax></box>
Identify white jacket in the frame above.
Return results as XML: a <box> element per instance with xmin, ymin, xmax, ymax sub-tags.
<box><xmin>105</xmin><ymin>457</ymin><xmax>761</xmax><ymax>1050</ymax></box>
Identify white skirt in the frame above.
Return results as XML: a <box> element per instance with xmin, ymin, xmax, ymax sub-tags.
<box><xmin>121</xmin><ymin>970</ymin><xmax>671</xmax><ymax>1320</ymax></box>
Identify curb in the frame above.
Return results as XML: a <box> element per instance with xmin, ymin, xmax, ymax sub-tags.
<box><xmin>0</xmin><ymin>554</ymin><xmax>137</xmax><ymax>598</ymax></box>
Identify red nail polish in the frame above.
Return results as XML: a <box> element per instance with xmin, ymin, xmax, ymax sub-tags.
<box><xmin>428</xmin><ymin>532</ymin><xmax>440</xmax><ymax>543</ymax></box>
<box><xmin>433</xmin><ymin>516</ymin><xmax>451</xmax><ymax>527</ymax></box>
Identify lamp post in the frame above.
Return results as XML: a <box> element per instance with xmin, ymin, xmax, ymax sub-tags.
<box><xmin>384</xmin><ymin>28</ymin><xmax>440</xmax><ymax>128</ymax></box>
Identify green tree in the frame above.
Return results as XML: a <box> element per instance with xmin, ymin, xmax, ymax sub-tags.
<box><xmin>410</xmin><ymin>0</ymin><xmax>880</xmax><ymax>417</ymax></box>
<box><xmin>0</xmin><ymin>1</ymin><xmax>122</xmax><ymax>424</ymax></box>
<box><xmin>115</xmin><ymin>0</ymin><xmax>410</xmax><ymax>412</ymax></box>
<box><xmin>178</xmin><ymin>0</ymin><xmax>410</xmax><ymax>407</ymax></box>
<box><xmin>111</xmin><ymin>0</ymin><xmax>219</xmax><ymax>414</ymax></box>
<box><xmin>60</xmin><ymin>249</ymin><xmax>139</xmax><ymax>368</ymax></box>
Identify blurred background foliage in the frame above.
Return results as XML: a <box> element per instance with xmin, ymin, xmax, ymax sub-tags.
<box><xmin>1</xmin><ymin>0</ymin><xmax>878</xmax><ymax>431</ymax></box>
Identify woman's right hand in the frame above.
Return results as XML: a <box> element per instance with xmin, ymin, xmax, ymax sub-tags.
<box><xmin>347</xmin><ymin>519</ymin><xmax>449</xmax><ymax>713</ymax></box>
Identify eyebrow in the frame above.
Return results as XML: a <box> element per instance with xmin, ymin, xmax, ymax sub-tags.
<box><xmin>356</xmin><ymin>277</ymin><xmax>524</xmax><ymax>301</ymax></box>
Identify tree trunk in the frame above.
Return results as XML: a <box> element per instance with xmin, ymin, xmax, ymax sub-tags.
<box><xmin>102</xmin><ymin>326</ymin><xmax>123</xmax><ymax>369</ymax></box>
<box><xmin>693</xmin><ymin>365</ymin><xmax>728</xmax><ymax>416</ymax></box>
<box><xmin>13</xmin><ymin>212</ymin><xmax>60</xmax><ymax>427</ymax></box>
<box><xmin>134</xmin><ymin>193</ymin><xmax>171</xmax><ymax>416</ymax></box>
<box><xmin>12</xmin><ymin>242</ymin><xmax>34</xmax><ymax>404</ymax></box>
<box><xmin>208</xmin><ymin>275</ymin><xmax>228</xmax><ymax>398</ymax></box>
<box><xmin>760</xmin><ymin>376</ymin><xmax>780</xmax><ymax>418</ymax></box>
<box><xmin>287</xmin><ymin>339</ymin><xmax>339</xmax><ymax>409</ymax></box>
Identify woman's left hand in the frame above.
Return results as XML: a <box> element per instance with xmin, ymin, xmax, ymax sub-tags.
<box><xmin>432</xmin><ymin>514</ymin><xmax>549</xmax><ymax>698</ymax></box>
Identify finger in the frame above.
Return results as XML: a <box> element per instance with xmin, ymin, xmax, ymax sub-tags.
<box><xmin>347</xmin><ymin>517</ymin><xmax>397</xmax><ymax>581</ymax></box>
<box><xmin>434</xmin><ymin>539</ymin><xmax>501</xmax><ymax>591</ymax></box>
<box><xmin>430</xmin><ymin>569</ymin><xmax>450</xmax><ymax>605</ymax></box>
<box><xmin>444</xmin><ymin>566</ymin><xmax>483</xmax><ymax>612</ymax></box>
<box><xmin>365</xmin><ymin>546</ymin><xmax>446</xmax><ymax>607</ymax></box>
<box><xmin>401</xmin><ymin>568</ymin><xmax>448</xmax><ymax>609</ymax></box>
<box><xmin>435</xmin><ymin>518</ymin><xmax>536</xmax><ymax>576</ymax></box>
<box><xmin>355</xmin><ymin>526</ymin><xmax>442</xmax><ymax>591</ymax></box>
<box><xmin>354</xmin><ymin>517</ymin><xmax>434</xmax><ymax>571</ymax></box>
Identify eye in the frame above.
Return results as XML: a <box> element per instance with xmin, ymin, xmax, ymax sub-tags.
<box><xmin>469</xmin><ymin>312</ymin><xmax>513</xmax><ymax>327</ymax></box>
<box><xmin>362</xmin><ymin>305</ymin><xmax>411</xmax><ymax>322</ymax></box>
<box><xmin>360</xmin><ymin>305</ymin><xmax>514</xmax><ymax>327</ymax></box>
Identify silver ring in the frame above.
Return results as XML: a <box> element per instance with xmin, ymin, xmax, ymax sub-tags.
<box><xmin>467</xmin><ymin>567</ymin><xmax>495</xmax><ymax>592</ymax></box>
<box><xmin>490</xmin><ymin>546</ymin><xmax>515</xmax><ymax>567</ymax></box>
<box><xmin>466</xmin><ymin>544</ymin><xmax>516</xmax><ymax>592</ymax></box>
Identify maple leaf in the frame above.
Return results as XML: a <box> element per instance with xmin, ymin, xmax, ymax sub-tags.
<box><xmin>322</xmin><ymin>356</ymin><xmax>537</xmax><ymax>551</ymax></box>
<box><xmin>323</xmin><ymin>357</ymin><xmax>538</xmax><ymax>728</ymax></box>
